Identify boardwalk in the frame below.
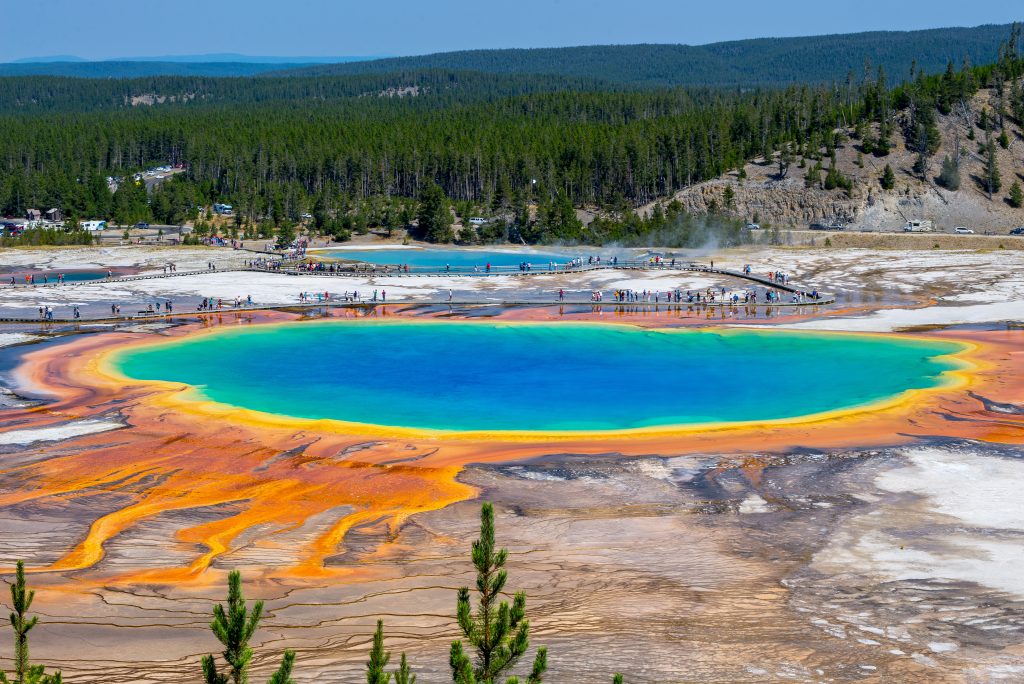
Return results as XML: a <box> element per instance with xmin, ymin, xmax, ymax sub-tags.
<box><xmin>0</xmin><ymin>299</ymin><xmax>833</xmax><ymax>325</ymax></box>
<box><xmin>0</xmin><ymin>260</ymin><xmax>833</xmax><ymax>323</ymax></box>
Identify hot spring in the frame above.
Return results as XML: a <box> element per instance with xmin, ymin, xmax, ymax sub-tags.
<box><xmin>111</xmin><ymin>321</ymin><xmax>966</xmax><ymax>433</ymax></box>
<box><xmin>4</xmin><ymin>269</ymin><xmax>113</xmax><ymax>284</ymax></box>
<box><xmin>319</xmin><ymin>247</ymin><xmax>591</xmax><ymax>271</ymax></box>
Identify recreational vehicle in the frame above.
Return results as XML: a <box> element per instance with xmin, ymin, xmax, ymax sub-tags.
<box><xmin>903</xmin><ymin>220</ymin><xmax>934</xmax><ymax>233</ymax></box>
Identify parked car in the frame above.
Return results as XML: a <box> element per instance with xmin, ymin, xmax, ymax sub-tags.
<box><xmin>809</xmin><ymin>222</ymin><xmax>844</xmax><ymax>231</ymax></box>
<box><xmin>745</xmin><ymin>223</ymin><xmax>760</xmax><ymax>230</ymax></box>
<box><xmin>1010</xmin><ymin>227</ymin><xmax>1024</xmax><ymax>236</ymax></box>
<box><xmin>134</xmin><ymin>222</ymin><xmax>150</xmax><ymax>229</ymax></box>
<box><xmin>953</xmin><ymin>226</ymin><xmax>974</xmax><ymax>234</ymax></box>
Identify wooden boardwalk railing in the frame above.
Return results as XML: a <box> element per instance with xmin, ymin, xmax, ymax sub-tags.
<box><xmin>0</xmin><ymin>259</ymin><xmax>832</xmax><ymax>323</ymax></box>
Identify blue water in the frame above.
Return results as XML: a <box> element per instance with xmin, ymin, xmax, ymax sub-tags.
<box><xmin>4</xmin><ymin>270</ymin><xmax>110</xmax><ymax>284</ymax></box>
<box><xmin>319</xmin><ymin>247</ymin><xmax>588</xmax><ymax>270</ymax></box>
<box><xmin>113</xmin><ymin>322</ymin><xmax>965</xmax><ymax>433</ymax></box>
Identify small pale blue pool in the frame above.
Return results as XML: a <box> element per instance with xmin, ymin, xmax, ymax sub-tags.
<box><xmin>4</xmin><ymin>270</ymin><xmax>113</xmax><ymax>284</ymax></box>
<box><xmin>319</xmin><ymin>247</ymin><xmax>592</xmax><ymax>271</ymax></box>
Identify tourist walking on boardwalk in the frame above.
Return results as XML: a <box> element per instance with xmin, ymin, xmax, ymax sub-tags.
<box><xmin>448</xmin><ymin>289</ymin><xmax>453</xmax><ymax>302</ymax></box>
<box><xmin>559</xmin><ymin>289</ymin><xmax>565</xmax><ymax>301</ymax></box>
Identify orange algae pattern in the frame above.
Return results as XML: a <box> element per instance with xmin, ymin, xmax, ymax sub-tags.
<box><xmin>0</xmin><ymin>308</ymin><xmax>1021</xmax><ymax>588</ymax></box>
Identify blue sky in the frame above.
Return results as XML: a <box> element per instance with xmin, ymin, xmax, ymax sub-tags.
<box><xmin>3</xmin><ymin>0</ymin><xmax>1021</xmax><ymax>61</ymax></box>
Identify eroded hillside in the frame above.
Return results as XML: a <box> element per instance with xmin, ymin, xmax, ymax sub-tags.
<box><xmin>667</xmin><ymin>85</ymin><xmax>1024</xmax><ymax>232</ymax></box>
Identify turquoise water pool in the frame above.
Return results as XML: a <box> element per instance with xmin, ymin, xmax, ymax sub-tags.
<box><xmin>320</xmin><ymin>247</ymin><xmax>588</xmax><ymax>270</ymax></box>
<box><xmin>4</xmin><ymin>270</ymin><xmax>111</xmax><ymax>284</ymax></box>
<box><xmin>112</xmin><ymin>322</ymin><xmax>965</xmax><ymax>433</ymax></box>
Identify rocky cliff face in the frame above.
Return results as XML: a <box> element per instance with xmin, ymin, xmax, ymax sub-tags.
<box><xmin>654</xmin><ymin>86</ymin><xmax>1024</xmax><ymax>233</ymax></box>
<box><xmin>673</xmin><ymin>177</ymin><xmax>866</xmax><ymax>226</ymax></box>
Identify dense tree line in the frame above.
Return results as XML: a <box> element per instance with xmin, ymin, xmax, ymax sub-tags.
<box><xmin>0</xmin><ymin>71</ymin><xmax>615</xmax><ymax>113</ymax></box>
<box><xmin>0</xmin><ymin>29</ymin><xmax>1020</xmax><ymax>244</ymax></box>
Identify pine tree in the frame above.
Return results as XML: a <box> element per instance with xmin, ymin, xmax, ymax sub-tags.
<box><xmin>0</xmin><ymin>561</ymin><xmax>62</xmax><ymax>684</ymax></box>
<box><xmin>366</xmin><ymin>620</ymin><xmax>391</xmax><ymax>684</ymax></box>
<box><xmin>722</xmin><ymin>185</ymin><xmax>735</xmax><ymax>210</ymax></box>
<box><xmin>1009</xmin><ymin>181</ymin><xmax>1024</xmax><ymax>208</ymax></box>
<box><xmin>394</xmin><ymin>653</ymin><xmax>416</xmax><ymax>684</ymax></box>
<box><xmin>202</xmin><ymin>571</ymin><xmax>295</xmax><ymax>684</ymax></box>
<box><xmin>937</xmin><ymin>156</ymin><xmax>961</xmax><ymax>190</ymax></box>
<box><xmin>275</xmin><ymin>221</ymin><xmax>296</xmax><ymax>248</ymax></box>
<box><xmin>450</xmin><ymin>503</ymin><xmax>548</xmax><ymax>684</ymax></box>
<box><xmin>266</xmin><ymin>653</ymin><xmax>295</xmax><ymax>684</ymax></box>
<box><xmin>880</xmin><ymin>164</ymin><xmax>896</xmax><ymax>190</ymax></box>
<box><xmin>417</xmin><ymin>182</ymin><xmax>454</xmax><ymax>243</ymax></box>
<box><xmin>777</xmin><ymin>143</ymin><xmax>794</xmax><ymax>178</ymax></box>
<box><xmin>985</xmin><ymin>136</ymin><xmax>1002</xmax><ymax>199</ymax></box>
<box><xmin>873</xmin><ymin>123</ymin><xmax>892</xmax><ymax>157</ymax></box>
<box><xmin>366</xmin><ymin>620</ymin><xmax>417</xmax><ymax>684</ymax></box>
<box><xmin>805</xmin><ymin>162</ymin><xmax>823</xmax><ymax>189</ymax></box>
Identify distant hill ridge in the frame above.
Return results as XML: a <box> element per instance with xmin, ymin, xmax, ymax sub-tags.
<box><xmin>0</xmin><ymin>54</ymin><xmax>375</xmax><ymax>78</ymax></box>
<box><xmin>0</xmin><ymin>61</ymin><xmax>322</xmax><ymax>78</ymax></box>
<box><xmin>1</xmin><ymin>24</ymin><xmax>1018</xmax><ymax>83</ymax></box>
<box><xmin>274</xmin><ymin>23</ymin><xmax>1021</xmax><ymax>86</ymax></box>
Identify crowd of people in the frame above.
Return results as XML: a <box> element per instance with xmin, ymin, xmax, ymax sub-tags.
<box><xmin>247</xmin><ymin>257</ymin><xmax>284</xmax><ymax>270</ymax></box>
<box><xmin>609</xmin><ymin>288</ymin><xmax>738</xmax><ymax>304</ymax></box>
<box><xmin>294</xmin><ymin>260</ymin><xmax>347</xmax><ymax>272</ymax></box>
<box><xmin>12</xmin><ymin>253</ymin><xmax>827</xmax><ymax>322</ymax></box>
<box><xmin>296</xmin><ymin>290</ymin><xmax>392</xmax><ymax>303</ymax></box>
<box><xmin>582</xmin><ymin>283</ymin><xmax>820</xmax><ymax>305</ymax></box>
